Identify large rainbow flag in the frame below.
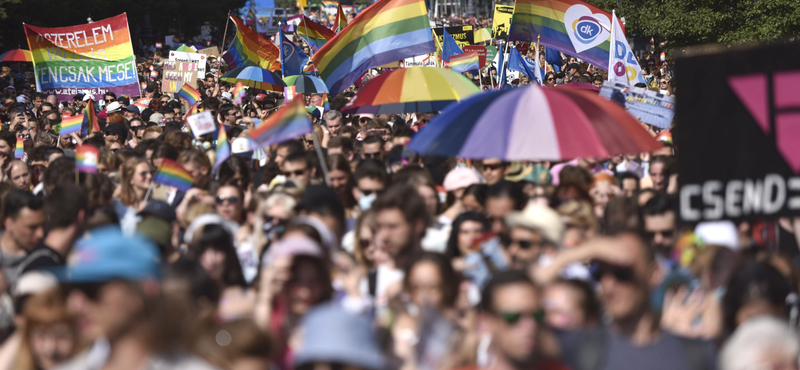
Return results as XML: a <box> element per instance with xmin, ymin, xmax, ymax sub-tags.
<box><xmin>246</xmin><ymin>99</ymin><xmax>312</xmax><ymax>148</ymax></box>
<box><xmin>297</xmin><ymin>16</ymin><xmax>336</xmax><ymax>52</ymax></box>
<box><xmin>508</xmin><ymin>0</ymin><xmax>614</xmax><ymax>69</ymax></box>
<box><xmin>24</xmin><ymin>14</ymin><xmax>140</xmax><ymax>102</ymax></box>
<box><xmin>223</xmin><ymin>15</ymin><xmax>280</xmax><ymax>71</ymax></box>
<box><xmin>311</xmin><ymin>0</ymin><xmax>436</xmax><ymax>94</ymax></box>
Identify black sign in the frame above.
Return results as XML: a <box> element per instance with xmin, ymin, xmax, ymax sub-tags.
<box><xmin>675</xmin><ymin>42</ymin><xmax>800</xmax><ymax>222</ymax></box>
<box><xmin>433</xmin><ymin>26</ymin><xmax>475</xmax><ymax>49</ymax></box>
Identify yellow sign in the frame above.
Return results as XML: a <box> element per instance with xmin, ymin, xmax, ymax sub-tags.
<box><xmin>492</xmin><ymin>5</ymin><xmax>514</xmax><ymax>40</ymax></box>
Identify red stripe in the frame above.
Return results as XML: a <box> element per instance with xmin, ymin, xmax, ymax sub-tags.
<box><xmin>547</xmin><ymin>88</ymin><xmax>610</xmax><ymax>159</ymax></box>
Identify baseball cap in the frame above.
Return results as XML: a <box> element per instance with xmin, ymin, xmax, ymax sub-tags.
<box><xmin>138</xmin><ymin>200</ymin><xmax>176</xmax><ymax>223</ymax></box>
<box><xmin>123</xmin><ymin>105</ymin><xmax>140</xmax><ymax>114</ymax></box>
<box><xmin>73</xmin><ymin>92</ymin><xmax>85</xmax><ymax>101</ymax></box>
<box><xmin>255</xmin><ymin>93</ymin><xmax>267</xmax><ymax>101</ymax></box>
<box><xmin>82</xmin><ymin>94</ymin><xmax>94</xmax><ymax>102</ymax></box>
<box><xmin>306</xmin><ymin>106</ymin><xmax>321</xmax><ymax>120</ymax></box>
<box><xmin>105</xmin><ymin>101</ymin><xmax>122</xmax><ymax>114</ymax></box>
<box><xmin>51</xmin><ymin>226</ymin><xmax>161</xmax><ymax>283</ymax></box>
<box><xmin>231</xmin><ymin>137</ymin><xmax>253</xmax><ymax>157</ymax></box>
<box><xmin>149</xmin><ymin>112</ymin><xmax>164</xmax><ymax>124</ymax></box>
<box><xmin>103</xmin><ymin>122</ymin><xmax>128</xmax><ymax>139</ymax></box>
<box><xmin>443</xmin><ymin>167</ymin><xmax>481</xmax><ymax>192</ymax></box>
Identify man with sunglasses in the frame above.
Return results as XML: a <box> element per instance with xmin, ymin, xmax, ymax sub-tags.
<box><xmin>503</xmin><ymin>204</ymin><xmax>563</xmax><ymax>270</ymax></box>
<box><xmin>536</xmin><ymin>233</ymin><xmax>716</xmax><ymax>370</ymax></box>
<box><xmin>281</xmin><ymin>151</ymin><xmax>314</xmax><ymax>188</ymax></box>
<box><xmin>642</xmin><ymin>193</ymin><xmax>677</xmax><ymax>259</ymax></box>
<box><xmin>361</xmin><ymin>135</ymin><xmax>384</xmax><ymax>162</ymax></box>
<box><xmin>481</xmin><ymin>159</ymin><xmax>508</xmax><ymax>186</ymax></box>
<box><xmin>479</xmin><ymin>270</ymin><xmax>568</xmax><ymax>370</ymax></box>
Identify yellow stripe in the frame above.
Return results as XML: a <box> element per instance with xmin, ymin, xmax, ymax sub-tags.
<box><xmin>515</xmin><ymin>3</ymin><xmax>565</xmax><ymax>21</ymax></box>
<box><xmin>31</xmin><ymin>42</ymin><xmax>133</xmax><ymax>62</ymax></box>
<box><xmin>316</xmin><ymin>1</ymin><xmax>428</xmax><ymax>71</ymax></box>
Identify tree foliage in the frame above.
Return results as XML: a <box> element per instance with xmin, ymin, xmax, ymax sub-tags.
<box><xmin>588</xmin><ymin>0</ymin><xmax>800</xmax><ymax>48</ymax></box>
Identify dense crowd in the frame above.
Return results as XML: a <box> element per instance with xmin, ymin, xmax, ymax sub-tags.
<box><xmin>0</xmin><ymin>22</ymin><xmax>793</xmax><ymax>370</ymax></box>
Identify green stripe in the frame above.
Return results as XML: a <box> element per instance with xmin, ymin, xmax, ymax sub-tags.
<box><xmin>321</xmin><ymin>14</ymin><xmax>431</xmax><ymax>79</ymax></box>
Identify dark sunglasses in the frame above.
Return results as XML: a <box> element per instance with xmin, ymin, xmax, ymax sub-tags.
<box><xmin>507</xmin><ymin>238</ymin><xmax>543</xmax><ymax>250</ymax></box>
<box><xmin>590</xmin><ymin>262</ymin><xmax>635</xmax><ymax>283</ymax></box>
<box><xmin>264</xmin><ymin>215</ymin><xmax>288</xmax><ymax>225</ymax></box>
<box><xmin>360</xmin><ymin>189</ymin><xmax>381</xmax><ymax>196</ymax></box>
<box><xmin>283</xmin><ymin>169</ymin><xmax>307</xmax><ymax>177</ymax></box>
<box><xmin>359</xmin><ymin>238</ymin><xmax>371</xmax><ymax>250</ymax></box>
<box><xmin>643</xmin><ymin>229</ymin><xmax>674</xmax><ymax>241</ymax></box>
<box><xmin>363</xmin><ymin>152</ymin><xmax>381</xmax><ymax>159</ymax></box>
<box><xmin>67</xmin><ymin>282</ymin><xmax>107</xmax><ymax>301</ymax></box>
<box><xmin>482</xmin><ymin>163</ymin><xmax>504</xmax><ymax>171</ymax></box>
<box><xmin>138</xmin><ymin>170</ymin><xmax>152</xmax><ymax>178</ymax></box>
<box><xmin>216</xmin><ymin>196</ymin><xmax>240</xmax><ymax>205</ymax></box>
<box><xmin>104</xmin><ymin>99</ymin><xmax>115</xmax><ymax>103</ymax></box>
<box><xmin>547</xmin><ymin>78</ymin><xmax>554</xmax><ymax>81</ymax></box>
<box><xmin>497</xmin><ymin>310</ymin><xmax>545</xmax><ymax>325</ymax></box>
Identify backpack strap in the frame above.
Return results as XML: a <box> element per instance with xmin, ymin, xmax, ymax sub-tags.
<box><xmin>576</xmin><ymin>327</ymin><xmax>608</xmax><ymax>370</ymax></box>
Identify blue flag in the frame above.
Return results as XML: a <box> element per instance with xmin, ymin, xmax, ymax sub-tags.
<box><xmin>442</xmin><ymin>28</ymin><xmax>464</xmax><ymax>63</ymax></box>
<box><xmin>508</xmin><ymin>47</ymin><xmax>538</xmax><ymax>84</ymax></box>
<box><xmin>498</xmin><ymin>42</ymin><xmax>506</xmax><ymax>87</ymax></box>
<box><xmin>280</xmin><ymin>28</ymin><xmax>310</xmax><ymax>77</ymax></box>
<box><xmin>545</xmin><ymin>47</ymin><xmax>561</xmax><ymax>72</ymax></box>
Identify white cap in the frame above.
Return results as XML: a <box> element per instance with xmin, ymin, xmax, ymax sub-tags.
<box><xmin>105</xmin><ymin>101</ymin><xmax>122</xmax><ymax>114</ymax></box>
<box><xmin>82</xmin><ymin>94</ymin><xmax>94</xmax><ymax>102</ymax></box>
<box><xmin>232</xmin><ymin>137</ymin><xmax>253</xmax><ymax>155</ymax></box>
<box><xmin>13</xmin><ymin>270</ymin><xmax>58</xmax><ymax>299</ymax></box>
<box><xmin>695</xmin><ymin>220</ymin><xmax>740</xmax><ymax>250</ymax></box>
<box><xmin>221</xmin><ymin>91</ymin><xmax>233</xmax><ymax>102</ymax></box>
<box><xmin>15</xmin><ymin>95</ymin><xmax>26</xmax><ymax>103</ymax></box>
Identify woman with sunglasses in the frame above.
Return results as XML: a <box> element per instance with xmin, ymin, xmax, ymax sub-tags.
<box><xmin>113</xmin><ymin>157</ymin><xmax>153</xmax><ymax>235</ymax></box>
<box><xmin>544</xmin><ymin>71</ymin><xmax>556</xmax><ymax>87</ymax></box>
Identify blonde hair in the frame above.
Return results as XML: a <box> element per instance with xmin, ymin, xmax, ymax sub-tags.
<box><xmin>119</xmin><ymin>157</ymin><xmax>151</xmax><ymax>207</ymax></box>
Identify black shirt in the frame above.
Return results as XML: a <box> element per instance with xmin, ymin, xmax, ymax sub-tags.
<box><xmin>18</xmin><ymin>244</ymin><xmax>63</xmax><ymax>275</ymax></box>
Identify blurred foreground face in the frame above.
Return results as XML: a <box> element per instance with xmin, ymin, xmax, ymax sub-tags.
<box><xmin>375</xmin><ymin>208</ymin><xmax>411</xmax><ymax>257</ymax></box>
<box><xmin>486</xmin><ymin>283</ymin><xmax>540</xmax><ymax>364</ymax></box>
<box><xmin>543</xmin><ymin>283</ymin><xmax>586</xmax><ymax>330</ymax></box>
<box><xmin>486</xmin><ymin>196</ymin><xmax>515</xmax><ymax>235</ymax></box>
<box><xmin>30</xmin><ymin>322</ymin><xmax>75</xmax><ymax>370</ymax></box>
<box><xmin>408</xmin><ymin>260</ymin><xmax>444</xmax><ymax>310</ymax></box>
<box><xmin>286</xmin><ymin>258</ymin><xmax>326</xmax><ymax>316</ymax></box>
<box><xmin>67</xmin><ymin>281</ymin><xmax>142</xmax><ymax>342</ymax></box>
<box><xmin>596</xmin><ymin>234</ymin><xmax>651</xmax><ymax>323</ymax></box>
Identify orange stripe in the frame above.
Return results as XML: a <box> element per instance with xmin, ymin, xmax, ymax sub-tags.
<box><xmin>28</xmin><ymin>27</ymin><xmax>131</xmax><ymax>55</ymax></box>
<box><xmin>373</xmin><ymin>69</ymin><xmax>406</xmax><ymax>105</ymax></box>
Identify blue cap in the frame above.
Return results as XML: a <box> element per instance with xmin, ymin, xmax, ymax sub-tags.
<box><xmin>52</xmin><ymin>226</ymin><xmax>161</xmax><ymax>283</ymax></box>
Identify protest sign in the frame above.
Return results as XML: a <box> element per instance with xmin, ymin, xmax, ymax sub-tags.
<box><xmin>463</xmin><ymin>45</ymin><xmax>486</xmax><ymax>68</ymax></box>
<box><xmin>23</xmin><ymin>13</ymin><xmax>140</xmax><ymax>101</ymax></box>
<box><xmin>675</xmin><ymin>42</ymin><xmax>800</xmax><ymax>222</ymax></box>
<box><xmin>485</xmin><ymin>46</ymin><xmax>498</xmax><ymax>67</ymax></box>
<box><xmin>197</xmin><ymin>46</ymin><xmax>220</xmax><ymax>57</ymax></box>
<box><xmin>433</xmin><ymin>26</ymin><xmax>474</xmax><ymax>49</ymax></box>
<box><xmin>515</xmin><ymin>43</ymin><xmax>529</xmax><ymax>56</ymax></box>
<box><xmin>492</xmin><ymin>5</ymin><xmax>514</xmax><ymax>40</ymax></box>
<box><xmin>161</xmin><ymin>61</ymin><xmax>198</xmax><ymax>93</ymax></box>
<box><xmin>168</xmin><ymin>50</ymin><xmax>207</xmax><ymax>78</ymax></box>
<box><xmin>403</xmin><ymin>55</ymin><xmax>437</xmax><ymax>67</ymax></box>
<box><xmin>598</xmin><ymin>81</ymin><xmax>675</xmax><ymax>129</ymax></box>
<box><xmin>186</xmin><ymin>111</ymin><xmax>216</xmax><ymax>137</ymax></box>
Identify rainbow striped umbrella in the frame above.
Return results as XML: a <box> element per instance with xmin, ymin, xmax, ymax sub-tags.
<box><xmin>221</xmin><ymin>66</ymin><xmax>286</xmax><ymax>92</ymax></box>
<box><xmin>407</xmin><ymin>84</ymin><xmax>661</xmax><ymax>161</ymax></box>
<box><xmin>283</xmin><ymin>75</ymin><xmax>328</xmax><ymax>93</ymax></box>
<box><xmin>341</xmin><ymin>67</ymin><xmax>480</xmax><ymax>114</ymax></box>
<box><xmin>0</xmin><ymin>49</ymin><xmax>32</xmax><ymax>62</ymax></box>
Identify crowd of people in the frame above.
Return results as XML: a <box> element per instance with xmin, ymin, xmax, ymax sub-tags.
<box><xmin>0</xmin><ymin>14</ymin><xmax>792</xmax><ymax>370</ymax></box>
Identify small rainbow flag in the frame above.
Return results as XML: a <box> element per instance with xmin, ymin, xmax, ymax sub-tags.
<box><xmin>59</xmin><ymin>113</ymin><xmax>83</xmax><ymax>136</ymax></box>
<box><xmin>297</xmin><ymin>15</ymin><xmax>336</xmax><ymax>52</ymax></box>
<box><xmin>284</xmin><ymin>85</ymin><xmax>297</xmax><ymax>102</ymax></box>
<box><xmin>449</xmin><ymin>51</ymin><xmax>480</xmax><ymax>73</ymax></box>
<box><xmin>173</xmin><ymin>36</ymin><xmax>181</xmax><ymax>44</ymax></box>
<box><xmin>322</xmin><ymin>0</ymin><xmax>337</xmax><ymax>7</ymax></box>
<box><xmin>14</xmin><ymin>137</ymin><xmax>23</xmax><ymax>159</ymax></box>
<box><xmin>214</xmin><ymin>125</ymin><xmax>231</xmax><ymax>171</ymax></box>
<box><xmin>322</xmin><ymin>92</ymin><xmax>330</xmax><ymax>111</ymax></box>
<box><xmin>223</xmin><ymin>15</ymin><xmax>281</xmax><ymax>71</ymax></box>
<box><xmin>336</xmin><ymin>3</ymin><xmax>348</xmax><ymax>32</ymax></box>
<box><xmin>153</xmin><ymin>159</ymin><xmax>194</xmax><ymax>192</ymax></box>
<box><xmin>82</xmin><ymin>100</ymin><xmax>100</xmax><ymax>136</ymax></box>
<box><xmin>233</xmin><ymin>82</ymin><xmax>246</xmax><ymax>105</ymax></box>
<box><xmin>149</xmin><ymin>70</ymin><xmax>158</xmax><ymax>80</ymax></box>
<box><xmin>246</xmin><ymin>98</ymin><xmax>312</xmax><ymax>148</ymax></box>
<box><xmin>75</xmin><ymin>145</ymin><xmax>99</xmax><ymax>173</ymax></box>
<box><xmin>178</xmin><ymin>83</ymin><xmax>201</xmax><ymax>106</ymax></box>
<box><xmin>155</xmin><ymin>42</ymin><xmax>163</xmax><ymax>49</ymax></box>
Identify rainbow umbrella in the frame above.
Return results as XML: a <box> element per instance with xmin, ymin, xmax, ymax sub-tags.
<box><xmin>341</xmin><ymin>67</ymin><xmax>480</xmax><ymax>114</ymax></box>
<box><xmin>0</xmin><ymin>49</ymin><xmax>32</xmax><ymax>62</ymax></box>
<box><xmin>283</xmin><ymin>75</ymin><xmax>328</xmax><ymax>93</ymax></box>
<box><xmin>407</xmin><ymin>84</ymin><xmax>661</xmax><ymax>161</ymax></box>
<box><xmin>221</xmin><ymin>66</ymin><xmax>286</xmax><ymax>92</ymax></box>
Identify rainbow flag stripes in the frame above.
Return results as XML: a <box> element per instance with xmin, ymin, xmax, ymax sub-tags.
<box><xmin>155</xmin><ymin>42</ymin><xmax>163</xmax><ymax>49</ymax></box>
<box><xmin>310</xmin><ymin>0</ymin><xmax>436</xmax><ymax>94</ymax></box>
<box><xmin>323</xmin><ymin>0</ymin><xmax>338</xmax><ymax>7</ymax></box>
<box><xmin>14</xmin><ymin>137</ymin><xmax>23</xmax><ymax>159</ymax></box>
<box><xmin>82</xmin><ymin>100</ymin><xmax>100</xmax><ymax>136</ymax></box>
<box><xmin>75</xmin><ymin>145</ymin><xmax>99</xmax><ymax>173</ymax></box>
<box><xmin>154</xmin><ymin>159</ymin><xmax>194</xmax><ymax>192</ymax></box>
<box><xmin>214</xmin><ymin>125</ymin><xmax>231</xmax><ymax>171</ymax></box>
<box><xmin>223</xmin><ymin>15</ymin><xmax>281</xmax><ymax>71</ymax></box>
<box><xmin>233</xmin><ymin>82</ymin><xmax>246</xmax><ymax>105</ymax></box>
<box><xmin>59</xmin><ymin>113</ymin><xmax>83</xmax><ymax>136</ymax></box>
<box><xmin>178</xmin><ymin>83</ymin><xmax>201</xmax><ymax>106</ymax></box>
<box><xmin>336</xmin><ymin>3</ymin><xmax>348</xmax><ymax>32</ymax></box>
<box><xmin>449</xmin><ymin>51</ymin><xmax>480</xmax><ymax>73</ymax></box>
<box><xmin>246</xmin><ymin>98</ymin><xmax>312</xmax><ymax>148</ymax></box>
<box><xmin>508</xmin><ymin>0</ymin><xmax>613</xmax><ymax>69</ymax></box>
<box><xmin>297</xmin><ymin>16</ymin><xmax>336</xmax><ymax>52</ymax></box>
<box><xmin>322</xmin><ymin>92</ymin><xmax>330</xmax><ymax>111</ymax></box>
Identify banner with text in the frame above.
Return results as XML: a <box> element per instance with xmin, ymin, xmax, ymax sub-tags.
<box><xmin>161</xmin><ymin>62</ymin><xmax>198</xmax><ymax>93</ymax></box>
<box><xmin>168</xmin><ymin>51</ymin><xmax>207</xmax><ymax>78</ymax></box>
<box><xmin>24</xmin><ymin>13</ymin><xmax>140</xmax><ymax>102</ymax></box>
<box><xmin>433</xmin><ymin>26</ymin><xmax>474</xmax><ymax>49</ymax></box>
<box><xmin>492</xmin><ymin>5</ymin><xmax>514</xmax><ymax>40</ymax></box>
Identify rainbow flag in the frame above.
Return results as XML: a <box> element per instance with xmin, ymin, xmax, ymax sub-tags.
<box><xmin>214</xmin><ymin>125</ymin><xmax>231</xmax><ymax>171</ymax></box>
<box><xmin>149</xmin><ymin>70</ymin><xmax>158</xmax><ymax>80</ymax></box>
<box><xmin>311</xmin><ymin>0</ymin><xmax>436</xmax><ymax>94</ymax></box>
<box><xmin>154</xmin><ymin>159</ymin><xmax>194</xmax><ymax>192</ymax></box>
<box><xmin>223</xmin><ymin>15</ymin><xmax>281</xmax><ymax>72</ymax></box>
<box><xmin>246</xmin><ymin>98</ymin><xmax>312</xmax><ymax>148</ymax></box>
<box><xmin>449</xmin><ymin>51</ymin><xmax>480</xmax><ymax>73</ymax></box>
<box><xmin>297</xmin><ymin>16</ymin><xmax>336</xmax><ymax>52</ymax></box>
<box><xmin>233</xmin><ymin>82</ymin><xmax>246</xmax><ymax>105</ymax></box>
<box><xmin>14</xmin><ymin>137</ymin><xmax>23</xmax><ymax>159</ymax></box>
<box><xmin>178</xmin><ymin>83</ymin><xmax>201</xmax><ymax>106</ymax></box>
<box><xmin>155</xmin><ymin>42</ymin><xmax>163</xmax><ymax>49</ymax></box>
<box><xmin>336</xmin><ymin>3</ymin><xmax>348</xmax><ymax>33</ymax></box>
<box><xmin>82</xmin><ymin>100</ymin><xmax>100</xmax><ymax>136</ymax></box>
<box><xmin>246</xmin><ymin>7</ymin><xmax>257</xmax><ymax>27</ymax></box>
<box><xmin>172</xmin><ymin>36</ymin><xmax>181</xmax><ymax>44</ymax></box>
<box><xmin>323</xmin><ymin>0</ymin><xmax>338</xmax><ymax>7</ymax></box>
<box><xmin>75</xmin><ymin>145</ymin><xmax>99</xmax><ymax>173</ymax></box>
<box><xmin>59</xmin><ymin>113</ymin><xmax>83</xmax><ymax>136</ymax></box>
<box><xmin>508</xmin><ymin>0</ymin><xmax>613</xmax><ymax>69</ymax></box>
<box><xmin>322</xmin><ymin>92</ymin><xmax>330</xmax><ymax>111</ymax></box>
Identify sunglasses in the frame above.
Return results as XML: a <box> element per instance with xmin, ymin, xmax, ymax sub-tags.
<box><xmin>68</xmin><ymin>282</ymin><xmax>107</xmax><ymax>301</ymax></box>
<box><xmin>643</xmin><ymin>229</ymin><xmax>674</xmax><ymax>241</ymax></box>
<box><xmin>264</xmin><ymin>215</ymin><xmax>288</xmax><ymax>225</ymax></box>
<box><xmin>547</xmin><ymin>78</ymin><xmax>554</xmax><ymax>81</ymax></box>
<box><xmin>283</xmin><ymin>169</ymin><xmax>307</xmax><ymax>177</ymax></box>
<box><xmin>359</xmin><ymin>238</ymin><xmax>371</xmax><ymax>250</ymax></box>
<box><xmin>497</xmin><ymin>310</ymin><xmax>545</xmax><ymax>325</ymax></box>
<box><xmin>138</xmin><ymin>171</ymin><xmax>152</xmax><ymax>178</ymax></box>
<box><xmin>660</xmin><ymin>81</ymin><xmax>668</xmax><ymax>84</ymax></box>
<box><xmin>590</xmin><ymin>262</ymin><xmax>635</xmax><ymax>283</ymax></box>
<box><xmin>363</xmin><ymin>152</ymin><xmax>381</xmax><ymax>159</ymax></box>
<box><xmin>482</xmin><ymin>163</ymin><xmax>504</xmax><ymax>171</ymax></box>
<box><xmin>360</xmin><ymin>189</ymin><xmax>381</xmax><ymax>196</ymax></box>
<box><xmin>104</xmin><ymin>99</ymin><xmax>115</xmax><ymax>103</ymax></box>
<box><xmin>506</xmin><ymin>238</ymin><xmax>543</xmax><ymax>250</ymax></box>
<box><xmin>216</xmin><ymin>196</ymin><xmax>240</xmax><ymax>205</ymax></box>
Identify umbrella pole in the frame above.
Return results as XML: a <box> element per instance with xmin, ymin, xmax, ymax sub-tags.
<box><xmin>310</xmin><ymin>129</ymin><xmax>331</xmax><ymax>186</ymax></box>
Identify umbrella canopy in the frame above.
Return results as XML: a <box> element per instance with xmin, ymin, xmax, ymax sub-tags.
<box><xmin>341</xmin><ymin>67</ymin><xmax>480</xmax><ymax>114</ymax></box>
<box><xmin>175</xmin><ymin>44</ymin><xmax>197</xmax><ymax>52</ymax></box>
<box><xmin>555</xmin><ymin>82</ymin><xmax>600</xmax><ymax>92</ymax></box>
<box><xmin>407</xmin><ymin>84</ymin><xmax>661</xmax><ymax>161</ymax></box>
<box><xmin>474</xmin><ymin>28</ymin><xmax>492</xmax><ymax>43</ymax></box>
<box><xmin>283</xmin><ymin>75</ymin><xmax>328</xmax><ymax>93</ymax></box>
<box><xmin>0</xmin><ymin>49</ymin><xmax>32</xmax><ymax>62</ymax></box>
<box><xmin>221</xmin><ymin>66</ymin><xmax>286</xmax><ymax>92</ymax></box>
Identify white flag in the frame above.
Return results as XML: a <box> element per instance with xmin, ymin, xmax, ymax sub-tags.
<box><xmin>607</xmin><ymin>11</ymin><xmax>645</xmax><ymax>85</ymax></box>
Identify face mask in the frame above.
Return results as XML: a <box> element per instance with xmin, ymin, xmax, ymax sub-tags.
<box><xmin>359</xmin><ymin>193</ymin><xmax>377</xmax><ymax>211</ymax></box>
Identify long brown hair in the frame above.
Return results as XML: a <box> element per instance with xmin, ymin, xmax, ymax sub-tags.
<box><xmin>119</xmin><ymin>157</ymin><xmax>151</xmax><ymax>207</ymax></box>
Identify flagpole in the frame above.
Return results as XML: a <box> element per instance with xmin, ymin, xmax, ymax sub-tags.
<box><xmin>310</xmin><ymin>131</ymin><xmax>331</xmax><ymax>186</ymax></box>
<box><xmin>143</xmin><ymin>181</ymin><xmax>154</xmax><ymax>204</ymax></box>
<box><xmin>221</xmin><ymin>12</ymin><xmax>231</xmax><ymax>51</ymax></box>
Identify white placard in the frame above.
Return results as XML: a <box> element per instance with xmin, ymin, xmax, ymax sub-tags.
<box><xmin>186</xmin><ymin>111</ymin><xmax>216</xmax><ymax>138</ymax></box>
<box><xmin>168</xmin><ymin>51</ymin><xmax>207</xmax><ymax>79</ymax></box>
